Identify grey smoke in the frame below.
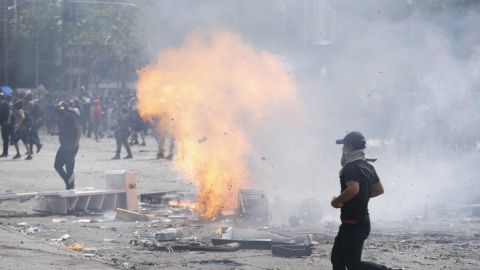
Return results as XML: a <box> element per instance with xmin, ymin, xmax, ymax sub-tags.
<box><xmin>136</xmin><ymin>0</ymin><xmax>480</xmax><ymax>224</ymax></box>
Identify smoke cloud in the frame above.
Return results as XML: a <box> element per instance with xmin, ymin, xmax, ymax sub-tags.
<box><xmin>136</xmin><ymin>0</ymin><xmax>480</xmax><ymax>224</ymax></box>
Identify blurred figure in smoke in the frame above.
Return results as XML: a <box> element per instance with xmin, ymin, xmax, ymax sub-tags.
<box><xmin>54</xmin><ymin>101</ymin><xmax>81</xmax><ymax>190</ymax></box>
<box><xmin>11</xmin><ymin>101</ymin><xmax>32</xmax><ymax>160</ymax></box>
<box><xmin>129</xmin><ymin>107</ymin><xmax>147</xmax><ymax>146</ymax></box>
<box><xmin>152</xmin><ymin>116</ymin><xmax>175</xmax><ymax>160</ymax></box>
<box><xmin>79</xmin><ymin>87</ymin><xmax>92</xmax><ymax>137</ymax></box>
<box><xmin>0</xmin><ymin>93</ymin><xmax>12</xmax><ymax>157</ymax></box>
<box><xmin>112</xmin><ymin>107</ymin><xmax>132</xmax><ymax>159</ymax></box>
<box><xmin>24</xmin><ymin>93</ymin><xmax>43</xmax><ymax>154</ymax></box>
<box><xmin>156</xmin><ymin>127</ymin><xmax>175</xmax><ymax>160</ymax></box>
<box><xmin>45</xmin><ymin>96</ymin><xmax>57</xmax><ymax>135</ymax></box>
<box><xmin>90</xmin><ymin>98</ymin><xmax>103</xmax><ymax>141</ymax></box>
<box><xmin>331</xmin><ymin>131</ymin><xmax>397</xmax><ymax>270</ymax></box>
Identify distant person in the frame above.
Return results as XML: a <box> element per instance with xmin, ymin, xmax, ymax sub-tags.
<box><xmin>45</xmin><ymin>98</ymin><xmax>57</xmax><ymax>135</ymax></box>
<box><xmin>11</xmin><ymin>101</ymin><xmax>33</xmax><ymax>160</ymax></box>
<box><xmin>331</xmin><ymin>131</ymin><xmax>398</xmax><ymax>270</ymax></box>
<box><xmin>54</xmin><ymin>101</ymin><xmax>81</xmax><ymax>190</ymax></box>
<box><xmin>129</xmin><ymin>106</ymin><xmax>146</xmax><ymax>146</ymax></box>
<box><xmin>112</xmin><ymin>107</ymin><xmax>132</xmax><ymax>159</ymax></box>
<box><xmin>79</xmin><ymin>88</ymin><xmax>92</xmax><ymax>137</ymax></box>
<box><xmin>0</xmin><ymin>93</ymin><xmax>12</xmax><ymax>157</ymax></box>
<box><xmin>25</xmin><ymin>93</ymin><xmax>43</xmax><ymax>154</ymax></box>
<box><xmin>90</xmin><ymin>98</ymin><xmax>103</xmax><ymax>141</ymax></box>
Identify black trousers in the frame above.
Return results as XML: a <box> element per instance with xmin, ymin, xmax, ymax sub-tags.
<box><xmin>115</xmin><ymin>131</ymin><xmax>131</xmax><ymax>157</ymax></box>
<box><xmin>1</xmin><ymin>123</ymin><xmax>10</xmax><ymax>155</ymax></box>
<box><xmin>331</xmin><ymin>223</ymin><xmax>390</xmax><ymax>270</ymax></box>
<box><xmin>29</xmin><ymin>124</ymin><xmax>41</xmax><ymax>147</ymax></box>
<box><xmin>54</xmin><ymin>145</ymin><xmax>78</xmax><ymax>187</ymax></box>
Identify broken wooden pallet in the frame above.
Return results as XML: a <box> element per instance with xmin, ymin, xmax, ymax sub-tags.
<box><xmin>31</xmin><ymin>189</ymin><xmax>128</xmax><ymax>214</ymax></box>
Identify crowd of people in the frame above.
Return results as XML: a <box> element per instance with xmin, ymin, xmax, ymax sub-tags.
<box><xmin>0</xmin><ymin>88</ymin><xmax>175</xmax><ymax>162</ymax></box>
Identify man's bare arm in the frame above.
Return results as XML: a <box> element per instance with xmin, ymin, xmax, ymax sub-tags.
<box><xmin>331</xmin><ymin>181</ymin><xmax>359</xmax><ymax>208</ymax></box>
<box><xmin>371</xmin><ymin>182</ymin><xmax>384</xmax><ymax>198</ymax></box>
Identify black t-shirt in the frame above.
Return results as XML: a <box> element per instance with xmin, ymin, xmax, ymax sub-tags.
<box><xmin>58</xmin><ymin>109</ymin><xmax>81</xmax><ymax>148</ymax></box>
<box><xmin>339</xmin><ymin>159</ymin><xmax>380</xmax><ymax>223</ymax></box>
<box><xmin>0</xmin><ymin>101</ymin><xmax>10</xmax><ymax>124</ymax></box>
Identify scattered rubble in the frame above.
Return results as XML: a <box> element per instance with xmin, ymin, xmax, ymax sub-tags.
<box><xmin>116</xmin><ymin>208</ymin><xmax>152</xmax><ymax>222</ymax></box>
<box><xmin>49</xmin><ymin>233</ymin><xmax>71</xmax><ymax>244</ymax></box>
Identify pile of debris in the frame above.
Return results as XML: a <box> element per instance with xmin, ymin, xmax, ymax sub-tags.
<box><xmin>131</xmin><ymin>226</ymin><xmax>314</xmax><ymax>258</ymax></box>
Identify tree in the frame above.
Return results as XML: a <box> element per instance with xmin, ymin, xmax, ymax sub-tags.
<box><xmin>63</xmin><ymin>1</ymin><xmax>142</xmax><ymax>91</ymax></box>
<box><xmin>9</xmin><ymin>0</ymin><xmax>143</xmax><ymax>91</ymax></box>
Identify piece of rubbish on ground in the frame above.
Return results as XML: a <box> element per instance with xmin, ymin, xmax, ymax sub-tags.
<box><xmin>52</xmin><ymin>218</ymin><xmax>67</xmax><ymax>223</ymax></box>
<box><xmin>135</xmin><ymin>230</ymin><xmax>157</xmax><ymax>239</ymax></box>
<box><xmin>115</xmin><ymin>208</ymin><xmax>152</xmax><ymax>222</ymax></box>
<box><xmin>271</xmin><ymin>245</ymin><xmax>313</xmax><ymax>258</ymax></box>
<box><xmin>178</xmin><ymin>236</ymin><xmax>198</xmax><ymax>244</ymax></box>
<box><xmin>0</xmin><ymin>210</ymin><xmax>31</xmax><ymax>218</ymax></box>
<box><xmin>102</xmin><ymin>238</ymin><xmax>119</xmax><ymax>243</ymax></box>
<box><xmin>211</xmin><ymin>227</ymin><xmax>312</xmax><ymax>251</ymax></box>
<box><xmin>72</xmin><ymin>218</ymin><xmax>98</xmax><ymax>223</ymax></box>
<box><xmin>50</xmin><ymin>234</ymin><xmax>71</xmax><ymax>244</ymax></box>
<box><xmin>133</xmin><ymin>239</ymin><xmax>241</xmax><ymax>252</ymax></box>
<box><xmin>211</xmin><ymin>238</ymin><xmax>291</xmax><ymax>249</ymax></box>
<box><xmin>140</xmin><ymin>191</ymin><xmax>195</xmax><ymax>206</ymax></box>
<box><xmin>221</xmin><ymin>227</ymin><xmax>294</xmax><ymax>243</ymax></box>
<box><xmin>237</xmin><ymin>189</ymin><xmax>270</xmax><ymax>226</ymax></box>
<box><xmin>24</xmin><ymin>224</ymin><xmax>44</xmax><ymax>235</ymax></box>
<box><xmin>189</xmin><ymin>259</ymin><xmax>244</xmax><ymax>266</ymax></box>
<box><xmin>83</xmin><ymin>253</ymin><xmax>95</xmax><ymax>257</ymax></box>
<box><xmin>156</xmin><ymin>228</ymin><xmax>183</xmax><ymax>241</ymax></box>
<box><xmin>83</xmin><ymin>247</ymin><xmax>97</xmax><ymax>253</ymax></box>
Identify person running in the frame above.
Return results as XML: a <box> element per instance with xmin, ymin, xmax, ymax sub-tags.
<box><xmin>331</xmin><ymin>131</ymin><xmax>399</xmax><ymax>270</ymax></box>
<box><xmin>54</xmin><ymin>101</ymin><xmax>81</xmax><ymax>190</ymax></box>
<box><xmin>11</xmin><ymin>101</ymin><xmax>32</xmax><ymax>160</ymax></box>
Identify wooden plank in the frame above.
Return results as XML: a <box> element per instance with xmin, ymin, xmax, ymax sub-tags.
<box><xmin>53</xmin><ymin>190</ymin><xmax>125</xmax><ymax>198</ymax></box>
<box><xmin>1</xmin><ymin>190</ymin><xmax>126</xmax><ymax>203</ymax></box>
<box><xmin>115</xmin><ymin>208</ymin><xmax>150</xmax><ymax>222</ymax></box>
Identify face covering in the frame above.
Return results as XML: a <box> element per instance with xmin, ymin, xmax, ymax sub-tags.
<box><xmin>340</xmin><ymin>146</ymin><xmax>365</xmax><ymax>167</ymax></box>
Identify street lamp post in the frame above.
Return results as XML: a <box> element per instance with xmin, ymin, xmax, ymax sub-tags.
<box><xmin>3</xmin><ymin>2</ymin><xmax>8</xmax><ymax>85</ymax></box>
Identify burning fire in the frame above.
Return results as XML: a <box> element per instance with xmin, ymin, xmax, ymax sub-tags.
<box><xmin>65</xmin><ymin>243</ymin><xmax>84</xmax><ymax>251</ymax></box>
<box><xmin>136</xmin><ymin>29</ymin><xmax>299</xmax><ymax>219</ymax></box>
<box><xmin>168</xmin><ymin>200</ymin><xmax>197</xmax><ymax>209</ymax></box>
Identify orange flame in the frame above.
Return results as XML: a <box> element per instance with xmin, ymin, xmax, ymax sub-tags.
<box><xmin>65</xmin><ymin>243</ymin><xmax>84</xmax><ymax>251</ymax></box>
<box><xmin>136</xmin><ymin>29</ymin><xmax>299</xmax><ymax>219</ymax></box>
<box><xmin>168</xmin><ymin>200</ymin><xmax>197</xmax><ymax>209</ymax></box>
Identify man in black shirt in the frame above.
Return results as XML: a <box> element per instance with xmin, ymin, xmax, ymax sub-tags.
<box><xmin>0</xmin><ymin>93</ymin><xmax>12</xmax><ymax>157</ymax></box>
<box><xmin>331</xmin><ymin>131</ymin><xmax>395</xmax><ymax>270</ymax></box>
<box><xmin>54</xmin><ymin>101</ymin><xmax>81</xmax><ymax>190</ymax></box>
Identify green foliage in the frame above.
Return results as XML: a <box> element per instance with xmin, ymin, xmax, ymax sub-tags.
<box><xmin>11</xmin><ymin>0</ymin><xmax>142</xmax><ymax>89</ymax></box>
